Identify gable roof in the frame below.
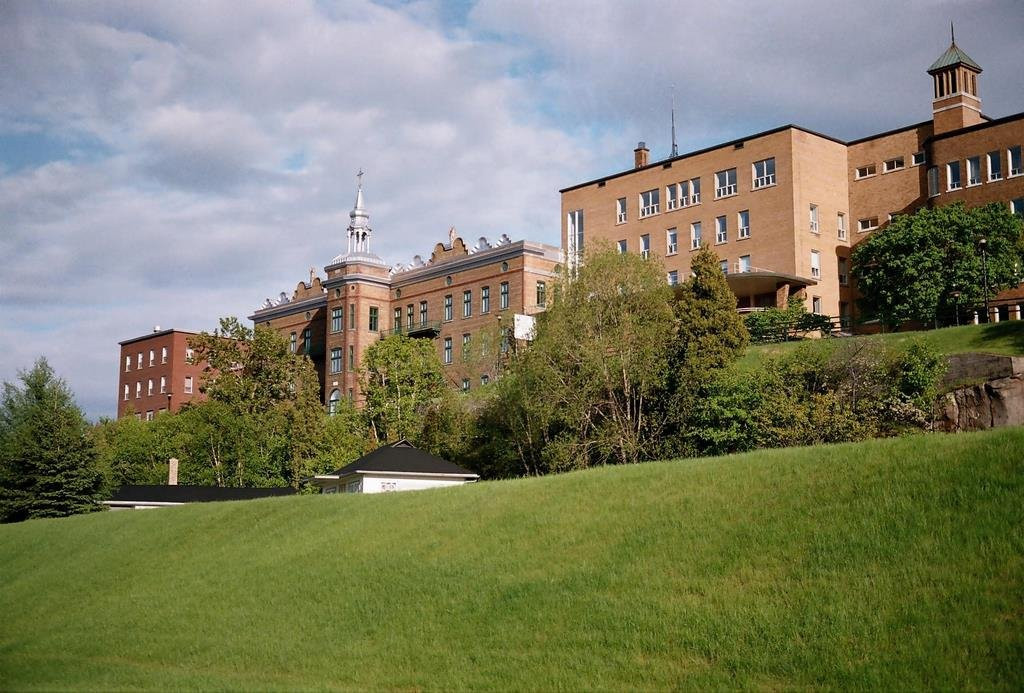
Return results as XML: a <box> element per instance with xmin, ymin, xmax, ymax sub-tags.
<box><xmin>323</xmin><ymin>440</ymin><xmax>478</xmax><ymax>478</ymax></box>
<box><xmin>108</xmin><ymin>485</ymin><xmax>296</xmax><ymax>504</ymax></box>
<box><xmin>928</xmin><ymin>43</ymin><xmax>982</xmax><ymax>74</ymax></box>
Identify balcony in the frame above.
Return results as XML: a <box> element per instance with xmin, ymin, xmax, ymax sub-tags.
<box><xmin>381</xmin><ymin>321</ymin><xmax>442</xmax><ymax>338</ymax></box>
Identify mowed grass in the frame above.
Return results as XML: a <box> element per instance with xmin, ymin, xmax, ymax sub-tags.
<box><xmin>1</xmin><ymin>429</ymin><xmax>1023</xmax><ymax>690</ymax></box>
<box><xmin>737</xmin><ymin>320</ymin><xmax>1024</xmax><ymax>371</ymax></box>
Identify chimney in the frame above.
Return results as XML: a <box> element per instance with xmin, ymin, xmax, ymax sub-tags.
<box><xmin>168</xmin><ymin>458</ymin><xmax>179</xmax><ymax>486</ymax></box>
<box><xmin>153</xmin><ymin>325</ymin><xmax>161</xmax><ymax>332</ymax></box>
<box><xmin>634</xmin><ymin>141</ymin><xmax>649</xmax><ymax>168</ymax></box>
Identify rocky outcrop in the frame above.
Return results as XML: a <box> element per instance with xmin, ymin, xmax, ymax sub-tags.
<box><xmin>937</xmin><ymin>372</ymin><xmax>1024</xmax><ymax>432</ymax></box>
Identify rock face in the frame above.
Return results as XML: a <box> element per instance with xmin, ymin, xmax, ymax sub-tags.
<box><xmin>937</xmin><ymin>354</ymin><xmax>1024</xmax><ymax>432</ymax></box>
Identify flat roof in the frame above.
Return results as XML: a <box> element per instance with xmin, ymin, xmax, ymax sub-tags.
<box><xmin>119</xmin><ymin>329</ymin><xmax>200</xmax><ymax>347</ymax></box>
<box><xmin>108</xmin><ymin>485</ymin><xmax>296</xmax><ymax>503</ymax></box>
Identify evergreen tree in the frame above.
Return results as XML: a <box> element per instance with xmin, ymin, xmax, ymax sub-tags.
<box><xmin>0</xmin><ymin>358</ymin><xmax>104</xmax><ymax>522</ymax></box>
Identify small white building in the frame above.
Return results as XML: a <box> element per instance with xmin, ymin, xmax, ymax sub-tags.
<box><xmin>310</xmin><ymin>440</ymin><xmax>479</xmax><ymax>494</ymax></box>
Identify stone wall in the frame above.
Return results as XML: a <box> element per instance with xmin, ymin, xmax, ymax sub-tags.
<box><xmin>937</xmin><ymin>353</ymin><xmax>1024</xmax><ymax>431</ymax></box>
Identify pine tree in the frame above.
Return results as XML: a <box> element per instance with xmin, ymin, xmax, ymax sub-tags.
<box><xmin>0</xmin><ymin>358</ymin><xmax>105</xmax><ymax>522</ymax></box>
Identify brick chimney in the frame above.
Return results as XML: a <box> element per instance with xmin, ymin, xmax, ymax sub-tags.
<box><xmin>634</xmin><ymin>141</ymin><xmax>649</xmax><ymax>169</ymax></box>
<box><xmin>168</xmin><ymin>458</ymin><xmax>179</xmax><ymax>486</ymax></box>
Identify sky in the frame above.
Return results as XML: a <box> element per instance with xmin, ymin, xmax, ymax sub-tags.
<box><xmin>2</xmin><ymin>0</ymin><xmax>1023</xmax><ymax>420</ymax></box>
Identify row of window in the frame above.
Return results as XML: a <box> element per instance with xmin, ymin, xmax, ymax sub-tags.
<box><xmin>134</xmin><ymin>409</ymin><xmax>166</xmax><ymax>421</ymax></box>
<box><xmin>394</xmin><ymin>281</ymin><xmax>519</xmax><ymax>329</ymax></box>
<box><xmin>711</xmin><ymin>251</ymin><xmax>847</xmax><ymax>285</ymax></box>
<box><xmin>927</xmin><ymin>147</ymin><xmax>1023</xmax><ymax>197</ymax></box>
<box><xmin>124</xmin><ymin>347</ymin><xmax>190</xmax><ymax>372</ymax></box>
<box><xmin>122</xmin><ymin>375</ymin><xmax>193</xmax><ymax>400</ymax></box>
<box><xmin>441</xmin><ymin>332</ymin><xmax>510</xmax><ymax>365</ymax></box>
<box><xmin>460</xmin><ymin>375</ymin><xmax>491</xmax><ymax>391</ymax></box>
<box><xmin>855</xmin><ymin>151</ymin><xmax>928</xmax><ymax>180</ymax></box>
<box><xmin>329</xmin><ymin>345</ymin><xmax>357</xmax><ymax>374</ymax></box>
<box><xmin>326</xmin><ymin>305</ymin><xmax>380</xmax><ymax>335</ymax></box>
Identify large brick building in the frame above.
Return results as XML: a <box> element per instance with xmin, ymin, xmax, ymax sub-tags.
<box><xmin>249</xmin><ymin>181</ymin><xmax>561</xmax><ymax>408</ymax></box>
<box><xmin>560</xmin><ymin>36</ymin><xmax>1024</xmax><ymax>325</ymax></box>
<box><xmin>117</xmin><ymin>328</ymin><xmax>206</xmax><ymax>419</ymax></box>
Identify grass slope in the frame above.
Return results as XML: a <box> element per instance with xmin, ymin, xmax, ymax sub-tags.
<box><xmin>738</xmin><ymin>320</ymin><xmax>1024</xmax><ymax>371</ymax></box>
<box><xmin>1</xmin><ymin>429</ymin><xmax>1023</xmax><ymax>690</ymax></box>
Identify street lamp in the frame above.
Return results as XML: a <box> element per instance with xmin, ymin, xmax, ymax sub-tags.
<box><xmin>978</xmin><ymin>237</ymin><xmax>990</xmax><ymax>323</ymax></box>
<box><xmin>950</xmin><ymin>289</ymin><xmax>961</xmax><ymax>327</ymax></box>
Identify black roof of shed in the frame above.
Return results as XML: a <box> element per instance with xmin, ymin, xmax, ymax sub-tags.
<box><xmin>325</xmin><ymin>440</ymin><xmax>478</xmax><ymax>477</ymax></box>
<box><xmin>108</xmin><ymin>485</ymin><xmax>296</xmax><ymax>504</ymax></box>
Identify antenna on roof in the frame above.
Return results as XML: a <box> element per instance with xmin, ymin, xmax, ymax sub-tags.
<box><xmin>670</xmin><ymin>84</ymin><xmax>678</xmax><ymax>158</ymax></box>
<box><xmin>950</xmin><ymin>21</ymin><xmax>955</xmax><ymax>44</ymax></box>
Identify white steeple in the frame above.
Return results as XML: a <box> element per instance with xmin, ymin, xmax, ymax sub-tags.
<box><xmin>347</xmin><ymin>169</ymin><xmax>371</xmax><ymax>255</ymax></box>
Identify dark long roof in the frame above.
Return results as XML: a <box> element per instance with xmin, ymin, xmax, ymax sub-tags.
<box><xmin>108</xmin><ymin>485</ymin><xmax>296</xmax><ymax>503</ymax></box>
<box><xmin>326</xmin><ymin>440</ymin><xmax>478</xmax><ymax>477</ymax></box>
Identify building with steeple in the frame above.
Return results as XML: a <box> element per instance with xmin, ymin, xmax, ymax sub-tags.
<box><xmin>560</xmin><ymin>33</ymin><xmax>1024</xmax><ymax>326</ymax></box>
<box><xmin>250</xmin><ymin>175</ymin><xmax>561</xmax><ymax>409</ymax></box>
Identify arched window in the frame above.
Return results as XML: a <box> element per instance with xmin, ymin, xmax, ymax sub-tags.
<box><xmin>328</xmin><ymin>389</ymin><xmax>341</xmax><ymax>415</ymax></box>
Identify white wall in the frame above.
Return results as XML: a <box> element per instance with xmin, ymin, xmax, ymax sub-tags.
<box><xmin>360</xmin><ymin>474</ymin><xmax>472</xmax><ymax>494</ymax></box>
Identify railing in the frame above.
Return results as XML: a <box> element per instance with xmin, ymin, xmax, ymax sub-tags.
<box><xmin>691</xmin><ymin>192</ymin><xmax>700</xmax><ymax>204</ymax></box>
<box><xmin>810</xmin><ymin>220</ymin><xmax>819</xmax><ymax>233</ymax></box>
<box><xmin>380</xmin><ymin>321</ymin><xmax>442</xmax><ymax>338</ymax></box>
<box><xmin>667</xmin><ymin>243</ymin><xmax>678</xmax><ymax>254</ymax></box>
<box><xmin>753</xmin><ymin>174</ymin><xmax>775</xmax><ymax>189</ymax></box>
<box><xmin>691</xmin><ymin>238</ymin><xmax>701</xmax><ymax>250</ymax></box>
<box><xmin>666</xmin><ymin>199</ymin><xmax>678</xmax><ymax>211</ymax></box>
<box><xmin>617</xmin><ymin>212</ymin><xmax>626</xmax><ymax>223</ymax></box>
<box><xmin>715</xmin><ymin>184</ymin><xmax>737</xmax><ymax>198</ymax></box>
<box><xmin>738</xmin><ymin>226</ymin><xmax>750</xmax><ymax>239</ymax></box>
<box><xmin>640</xmin><ymin>204</ymin><xmax>659</xmax><ymax>217</ymax></box>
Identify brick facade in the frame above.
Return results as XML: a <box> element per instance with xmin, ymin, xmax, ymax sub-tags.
<box><xmin>117</xmin><ymin>329</ymin><xmax>207</xmax><ymax>419</ymax></box>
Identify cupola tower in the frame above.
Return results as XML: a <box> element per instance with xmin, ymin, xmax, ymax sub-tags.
<box><xmin>928</xmin><ymin>26</ymin><xmax>983</xmax><ymax>135</ymax></box>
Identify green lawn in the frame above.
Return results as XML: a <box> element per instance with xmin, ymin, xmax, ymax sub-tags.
<box><xmin>738</xmin><ymin>320</ymin><xmax>1024</xmax><ymax>371</ymax></box>
<box><xmin>1</xmin><ymin>428</ymin><xmax>1023</xmax><ymax>690</ymax></box>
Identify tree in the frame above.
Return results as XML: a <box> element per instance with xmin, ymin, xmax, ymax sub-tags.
<box><xmin>851</xmin><ymin>202</ymin><xmax>1024</xmax><ymax>328</ymax></box>
<box><xmin>361</xmin><ymin>334</ymin><xmax>447</xmax><ymax>445</ymax></box>
<box><xmin>0</xmin><ymin>359</ymin><xmax>104</xmax><ymax>522</ymax></box>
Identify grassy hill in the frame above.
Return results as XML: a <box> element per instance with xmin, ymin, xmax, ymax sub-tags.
<box><xmin>1</xmin><ymin>429</ymin><xmax>1022</xmax><ymax>690</ymax></box>
<box><xmin>737</xmin><ymin>320</ymin><xmax>1024</xmax><ymax>371</ymax></box>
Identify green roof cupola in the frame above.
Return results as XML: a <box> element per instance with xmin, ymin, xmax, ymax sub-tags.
<box><xmin>928</xmin><ymin>25</ymin><xmax>983</xmax><ymax>135</ymax></box>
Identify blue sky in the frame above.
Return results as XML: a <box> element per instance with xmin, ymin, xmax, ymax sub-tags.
<box><xmin>2</xmin><ymin>0</ymin><xmax>1023</xmax><ymax>419</ymax></box>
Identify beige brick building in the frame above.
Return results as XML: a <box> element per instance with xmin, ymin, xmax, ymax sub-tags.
<box><xmin>250</xmin><ymin>181</ymin><xmax>561</xmax><ymax>408</ymax></box>
<box><xmin>560</xmin><ymin>36</ymin><xmax>1024</xmax><ymax>326</ymax></box>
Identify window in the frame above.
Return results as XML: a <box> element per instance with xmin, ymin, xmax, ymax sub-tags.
<box><xmin>367</xmin><ymin>306</ymin><xmax>378</xmax><ymax>332</ymax></box>
<box><xmin>617</xmin><ymin>239</ymin><xmax>627</xmax><ymax>254</ymax></box>
<box><xmin>714</xmin><ymin>168</ymin><xmax>737</xmax><ymax>198</ymax></box>
<box><xmin>859</xmin><ymin>217</ymin><xmax>879</xmax><ymax>232</ymax></box>
<box><xmin>839</xmin><ymin>258</ymin><xmax>849</xmax><ymax>286</ymax></box>
<box><xmin>855</xmin><ymin>164</ymin><xmax>876</xmax><ymax>179</ymax></box>
<box><xmin>616</xmin><ymin>197</ymin><xmax>627</xmax><ymax>223</ymax></box>
<box><xmin>666</xmin><ymin>228</ymin><xmax>678</xmax><ymax>254</ymax></box>
<box><xmin>947</xmin><ymin>161</ymin><xmax>961</xmax><ymax>190</ymax></box>
<box><xmin>348</xmin><ymin>345</ymin><xmax>355</xmax><ymax>370</ymax></box>
<box><xmin>406</xmin><ymin>304</ymin><xmax>414</xmax><ymax>327</ymax></box>
<box><xmin>809</xmin><ymin>204</ymin><xmax>819</xmax><ymax>233</ymax></box>
<box><xmin>419</xmin><ymin>301</ymin><xmax>428</xmax><ymax>325</ymax></box>
<box><xmin>137</xmin><ymin>353</ymin><xmax>143</xmax><ymax>369</ymax></box>
<box><xmin>737</xmin><ymin>210</ymin><xmax>750</xmax><ymax>239</ymax></box>
<box><xmin>752</xmin><ymin>158</ymin><xmax>776</xmax><ymax>188</ymax></box>
<box><xmin>738</xmin><ymin>255</ymin><xmax>751</xmax><ymax>273</ymax></box>
<box><xmin>481</xmin><ymin>286</ymin><xmax>490</xmax><ymax>314</ymax></box>
<box><xmin>394</xmin><ymin>307</ymin><xmax>402</xmax><ymax>331</ymax></box>
<box><xmin>349</xmin><ymin>303</ymin><xmax>355</xmax><ymax>330</ymax></box>
<box><xmin>883</xmin><ymin>157</ymin><xmax>904</xmax><ymax>173</ymax></box>
<box><xmin>331</xmin><ymin>307</ymin><xmax>343</xmax><ymax>332</ymax></box>
<box><xmin>348</xmin><ymin>388</ymin><xmax>354</xmax><ymax>402</ymax></box>
<box><xmin>480</xmin><ymin>374</ymin><xmax>490</xmax><ymax>386</ymax></box>
<box><xmin>810</xmin><ymin>250</ymin><xmax>821</xmax><ymax>279</ymax></box>
<box><xmin>444</xmin><ymin>295</ymin><xmax>453</xmax><ymax>321</ymax></box>
<box><xmin>290</xmin><ymin>332</ymin><xmax>297</xmax><ymax>353</ymax></box>
<box><xmin>443</xmin><ymin>337</ymin><xmax>452</xmax><ymax>364</ymax></box>
<box><xmin>463</xmin><ymin>290</ymin><xmax>472</xmax><ymax>318</ymax></box>
<box><xmin>185</xmin><ymin>347</ymin><xmax>194</xmax><ymax>364</ymax></box>
<box><xmin>146</xmin><ymin>411</ymin><xmax>154</xmax><ymax>422</ymax></box>
<box><xmin>500</xmin><ymin>282</ymin><xmax>509</xmax><ymax>310</ymax></box>
<box><xmin>667</xmin><ymin>270</ymin><xmax>678</xmax><ymax>286</ymax></box>
<box><xmin>125</xmin><ymin>356</ymin><xmax>130</xmax><ymax>372</ymax></box>
<box><xmin>161</xmin><ymin>347</ymin><xmax>167</xmax><ymax>364</ymax></box>
<box><xmin>536</xmin><ymin>281</ymin><xmax>547</xmax><ymax>307</ymax></box>
<box><xmin>328</xmin><ymin>390</ymin><xmax>340</xmax><ymax>415</ymax></box>
<box><xmin>719</xmin><ymin>259</ymin><xmax>728</xmax><ymax>274</ymax></box>
<box><xmin>988</xmin><ymin>151</ymin><xmax>1002</xmax><ymax>181</ymax></box>
<box><xmin>665</xmin><ymin>184</ymin><xmax>679</xmax><ymax>211</ymax></box>
<box><xmin>1009</xmin><ymin>146</ymin><xmax>1022</xmax><ymax>176</ymax></box>
<box><xmin>812</xmin><ymin>297</ymin><xmax>822</xmax><ymax>315</ymax></box>
<box><xmin>715</xmin><ymin>216</ymin><xmax>727</xmax><ymax>244</ymax></box>
<box><xmin>149</xmin><ymin>350</ymin><xmax>155</xmax><ymax>366</ymax></box>
<box><xmin>184</xmin><ymin>376</ymin><xmax>193</xmax><ymax>394</ymax></box>
<box><xmin>912</xmin><ymin>151</ymin><xmax>925</xmax><ymax>166</ymax></box>
<box><xmin>136</xmin><ymin>381</ymin><xmax>142</xmax><ymax>398</ymax></box>
<box><xmin>123</xmin><ymin>384</ymin><xmax>129</xmax><ymax>401</ymax></box>
<box><xmin>928</xmin><ymin>166</ymin><xmax>940</xmax><ymax>197</ymax></box>
<box><xmin>690</xmin><ymin>177</ymin><xmax>701</xmax><ymax>204</ymax></box>
<box><xmin>837</xmin><ymin>213</ymin><xmax>847</xmax><ymax>240</ymax></box>
<box><xmin>640</xmin><ymin>234</ymin><xmax>650</xmax><ymax>259</ymax></box>
<box><xmin>303</xmin><ymin>328</ymin><xmax>311</xmax><ymax>353</ymax></box>
<box><xmin>690</xmin><ymin>221</ymin><xmax>702</xmax><ymax>250</ymax></box>
<box><xmin>462</xmin><ymin>333</ymin><xmax>471</xmax><ymax>360</ymax></box>
<box><xmin>331</xmin><ymin>348</ymin><xmax>342</xmax><ymax>373</ymax></box>
<box><xmin>567</xmin><ymin>209</ymin><xmax>584</xmax><ymax>258</ymax></box>
<box><xmin>640</xmin><ymin>188</ymin><xmax>660</xmax><ymax>217</ymax></box>
<box><xmin>461</xmin><ymin>378</ymin><xmax>470</xmax><ymax>392</ymax></box>
<box><xmin>967</xmin><ymin>156</ymin><xmax>981</xmax><ymax>186</ymax></box>
<box><xmin>160</xmin><ymin>376</ymin><xmax>166</xmax><ymax>394</ymax></box>
<box><xmin>1011</xmin><ymin>198</ymin><xmax>1024</xmax><ymax>216</ymax></box>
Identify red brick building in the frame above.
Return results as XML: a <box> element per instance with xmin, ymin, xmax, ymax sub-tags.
<box><xmin>117</xmin><ymin>329</ymin><xmax>207</xmax><ymax>419</ymax></box>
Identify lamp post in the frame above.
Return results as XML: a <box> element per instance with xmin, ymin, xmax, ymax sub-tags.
<box><xmin>978</xmin><ymin>237</ymin><xmax>990</xmax><ymax>323</ymax></box>
<box><xmin>950</xmin><ymin>289</ymin><xmax>961</xmax><ymax>327</ymax></box>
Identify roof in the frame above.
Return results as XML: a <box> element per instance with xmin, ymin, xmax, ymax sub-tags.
<box><xmin>928</xmin><ymin>42</ymin><xmax>982</xmax><ymax>74</ymax></box>
<box><xmin>107</xmin><ymin>485</ymin><xmax>296</xmax><ymax>504</ymax></box>
<box><xmin>323</xmin><ymin>440</ymin><xmax>479</xmax><ymax>478</ymax></box>
<box><xmin>119</xmin><ymin>329</ymin><xmax>199</xmax><ymax>347</ymax></box>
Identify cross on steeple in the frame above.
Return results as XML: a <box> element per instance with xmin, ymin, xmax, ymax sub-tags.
<box><xmin>356</xmin><ymin>168</ymin><xmax>364</xmax><ymax>188</ymax></box>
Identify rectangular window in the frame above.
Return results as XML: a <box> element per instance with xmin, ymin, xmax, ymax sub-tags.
<box><xmin>149</xmin><ymin>350</ymin><xmax>155</xmax><ymax>367</ymax></box>
<box><xmin>859</xmin><ymin>217</ymin><xmax>879</xmax><ymax>232</ymax></box>
<box><xmin>407</xmin><ymin>304</ymin><xmax>414</xmax><ymax>327</ymax></box>
<box><xmin>161</xmin><ymin>347</ymin><xmax>167</xmax><ymax>364</ymax></box>
<box><xmin>855</xmin><ymin>164</ymin><xmax>876</xmax><ymax>179</ymax></box>
<box><xmin>444</xmin><ymin>295</ymin><xmax>453</xmax><ymax>321</ymax></box>
<box><xmin>480</xmin><ymin>374</ymin><xmax>490</xmax><ymax>386</ymax></box>
<box><xmin>666</xmin><ymin>228</ymin><xmax>678</xmax><ymax>254</ymax></box>
<box><xmin>738</xmin><ymin>254</ymin><xmax>751</xmax><ymax>273</ymax></box>
<box><xmin>419</xmin><ymin>301</ymin><xmax>428</xmax><ymax>325</ymax></box>
<box><xmin>349</xmin><ymin>303</ymin><xmax>356</xmax><ymax>330</ymax></box>
<box><xmin>462</xmin><ymin>333</ymin><xmax>471</xmax><ymax>361</ymax></box>
<box><xmin>1009</xmin><ymin>146</ymin><xmax>1022</xmax><ymax>176</ymax></box>
<box><xmin>690</xmin><ymin>177</ymin><xmax>701</xmax><ymax>204</ymax></box>
<box><xmin>617</xmin><ymin>239</ymin><xmax>627</xmax><ymax>254</ymax></box>
<box><xmin>393</xmin><ymin>307</ymin><xmax>402</xmax><ymax>331</ymax></box>
<box><xmin>738</xmin><ymin>210</ymin><xmax>750</xmax><ymax>239</ymax></box>
<box><xmin>809</xmin><ymin>204</ymin><xmax>819</xmax><ymax>233</ymax></box>
<box><xmin>136</xmin><ymin>381</ymin><xmax>141</xmax><ymax>398</ymax></box>
<box><xmin>500</xmin><ymin>282</ymin><xmax>509</xmax><ymax>310</ymax></box>
<box><xmin>348</xmin><ymin>345</ymin><xmax>354</xmax><ymax>370</ymax></box>
<box><xmin>184</xmin><ymin>376</ymin><xmax>193</xmax><ymax>394</ymax></box>
<box><xmin>810</xmin><ymin>250</ymin><xmax>821</xmax><ymax>278</ymax></box>
<box><xmin>667</xmin><ymin>270</ymin><xmax>678</xmax><ymax>286</ymax></box>
<box><xmin>715</xmin><ymin>216</ymin><xmax>727</xmax><ymax>244</ymax></box>
<box><xmin>714</xmin><ymin>168</ymin><xmax>737</xmax><ymax>198</ymax></box>
<box><xmin>125</xmin><ymin>355</ymin><xmax>131</xmax><ymax>372</ymax></box>
<box><xmin>912</xmin><ymin>151</ymin><xmax>926</xmax><ymax>166</ymax></box>
<box><xmin>616</xmin><ymin>197</ymin><xmax>627</xmax><ymax>223</ymax></box>
<box><xmin>812</xmin><ymin>296</ymin><xmax>822</xmax><ymax>315</ymax></box>
<box><xmin>1011</xmin><ymin>198</ymin><xmax>1024</xmax><ymax>216</ymax></box>
<box><xmin>752</xmin><ymin>158</ymin><xmax>776</xmax><ymax>188</ymax></box>
<box><xmin>536</xmin><ymin>281</ymin><xmax>547</xmax><ymax>307</ymax></box>
<box><xmin>567</xmin><ymin>209</ymin><xmax>584</xmax><ymax>259</ymax></box>
<box><xmin>137</xmin><ymin>353</ymin><xmax>143</xmax><ymax>368</ymax></box>
<box><xmin>331</xmin><ymin>307</ymin><xmax>343</xmax><ymax>332</ymax></box>
<box><xmin>331</xmin><ymin>348</ymin><xmax>342</xmax><ymax>373</ymax></box>
<box><xmin>481</xmin><ymin>286</ymin><xmax>490</xmax><ymax>314</ymax></box>
<box><xmin>463</xmin><ymin>290</ymin><xmax>472</xmax><ymax>318</ymax></box>
<box><xmin>443</xmin><ymin>337</ymin><xmax>452</xmax><ymax>364</ymax></box>
<box><xmin>883</xmin><ymin>156</ymin><xmax>904</xmax><ymax>173</ymax></box>
<box><xmin>928</xmin><ymin>166</ymin><xmax>940</xmax><ymax>197</ymax></box>
<box><xmin>147</xmin><ymin>379</ymin><xmax>154</xmax><ymax>396</ymax></box>
<box><xmin>837</xmin><ymin>212</ymin><xmax>847</xmax><ymax>240</ymax></box>
<box><xmin>146</xmin><ymin>411</ymin><xmax>154</xmax><ymax>422</ymax></box>
<box><xmin>676</xmin><ymin>180</ymin><xmax>690</xmax><ymax>207</ymax></box>
<box><xmin>640</xmin><ymin>234</ymin><xmax>650</xmax><ymax>258</ymax></box>
<box><xmin>368</xmin><ymin>307</ymin><xmax>378</xmax><ymax>332</ymax></box>
<box><xmin>185</xmin><ymin>347</ymin><xmax>194</xmax><ymax>364</ymax></box>
<box><xmin>690</xmin><ymin>221</ymin><xmax>702</xmax><ymax>250</ymax></box>
<box><xmin>640</xmin><ymin>188</ymin><xmax>660</xmax><ymax>217</ymax></box>
<box><xmin>665</xmin><ymin>184</ymin><xmax>679</xmax><ymax>211</ymax></box>
<box><xmin>838</xmin><ymin>257</ymin><xmax>849</xmax><ymax>286</ymax></box>
<box><xmin>303</xmin><ymin>328</ymin><xmax>311</xmax><ymax>353</ymax></box>
<box><xmin>290</xmin><ymin>332</ymin><xmax>297</xmax><ymax>353</ymax></box>
<box><xmin>967</xmin><ymin>156</ymin><xmax>981</xmax><ymax>186</ymax></box>
<box><xmin>988</xmin><ymin>151</ymin><xmax>1002</xmax><ymax>181</ymax></box>
<box><xmin>461</xmin><ymin>378</ymin><xmax>470</xmax><ymax>392</ymax></box>
<box><xmin>947</xmin><ymin>161</ymin><xmax>961</xmax><ymax>190</ymax></box>
<box><xmin>160</xmin><ymin>376</ymin><xmax>166</xmax><ymax>394</ymax></box>
<box><xmin>123</xmin><ymin>384</ymin><xmax>129</xmax><ymax>401</ymax></box>
<box><xmin>719</xmin><ymin>259</ymin><xmax>728</xmax><ymax>274</ymax></box>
